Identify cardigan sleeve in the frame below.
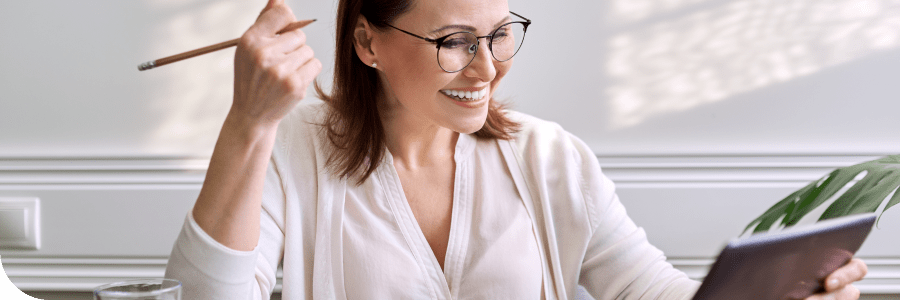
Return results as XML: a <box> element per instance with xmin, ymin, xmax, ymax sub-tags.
<box><xmin>569</xmin><ymin>132</ymin><xmax>701</xmax><ymax>300</ymax></box>
<box><xmin>164</xmin><ymin>156</ymin><xmax>287</xmax><ymax>300</ymax></box>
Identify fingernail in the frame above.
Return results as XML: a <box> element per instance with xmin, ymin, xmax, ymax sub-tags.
<box><xmin>828</xmin><ymin>278</ymin><xmax>840</xmax><ymax>289</ymax></box>
<box><xmin>824</xmin><ymin>294</ymin><xmax>836</xmax><ymax>300</ymax></box>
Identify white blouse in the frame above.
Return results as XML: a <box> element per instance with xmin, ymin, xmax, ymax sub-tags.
<box><xmin>164</xmin><ymin>101</ymin><xmax>700</xmax><ymax>300</ymax></box>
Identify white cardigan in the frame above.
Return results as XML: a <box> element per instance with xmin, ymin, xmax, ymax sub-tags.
<box><xmin>164</xmin><ymin>101</ymin><xmax>700</xmax><ymax>299</ymax></box>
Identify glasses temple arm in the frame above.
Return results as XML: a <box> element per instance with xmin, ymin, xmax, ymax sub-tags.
<box><xmin>510</xmin><ymin>11</ymin><xmax>531</xmax><ymax>23</ymax></box>
<box><xmin>385</xmin><ymin>24</ymin><xmax>440</xmax><ymax>44</ymax></box>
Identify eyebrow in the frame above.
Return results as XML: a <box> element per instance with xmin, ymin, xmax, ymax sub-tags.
<box><xmin>429</xmin><ymin>16</ymin><xmax>513</xmax><ymax>35</ymax></box>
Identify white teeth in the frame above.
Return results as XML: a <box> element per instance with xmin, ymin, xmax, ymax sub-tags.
<box><xmin>440</xmin><ymin>87</ymin><xmax>489</xmax><ymax>102</ymax></box>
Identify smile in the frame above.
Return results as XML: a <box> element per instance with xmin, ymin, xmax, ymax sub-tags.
<box><xmin>440</xmin><ymin>87</ymin><xmax>489</xmax><ymax>102</ymax></box>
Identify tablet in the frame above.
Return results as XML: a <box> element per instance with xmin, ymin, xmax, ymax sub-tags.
<box><xmin>692</xmin><ymin>213</ymin><xmax>876</xmax><ymax>300</ymax></box>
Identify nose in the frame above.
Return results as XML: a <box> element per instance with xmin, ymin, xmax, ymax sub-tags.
<box><xmin>462</xmin><ymin>39</ymin><xmax>497</xmax><ymax>82</ymax></box>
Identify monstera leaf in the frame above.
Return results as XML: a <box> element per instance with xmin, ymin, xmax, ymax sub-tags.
<box><xmin>744</xmin><ymin>155</ymin><xmax>900</xmax><ymax>234</ymax></box>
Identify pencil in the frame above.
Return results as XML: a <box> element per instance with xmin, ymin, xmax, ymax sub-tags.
<box><xmin>138</xmin><ymin>19</ymin><xmax>316</xmax><ymax>71</ymax></box>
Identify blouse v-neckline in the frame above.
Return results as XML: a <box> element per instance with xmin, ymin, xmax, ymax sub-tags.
<box><xmin>377</xmin><ymin>133</ymin><xmax>476</xmax><ymax>299</ymax></box>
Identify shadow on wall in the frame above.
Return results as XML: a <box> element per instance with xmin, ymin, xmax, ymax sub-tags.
<box><xmin>605</xmin><ymin>0</ymin><xmax>900</xmax><ymax>129</ymax></box>
<box><xmin>136</xmin><ymin>0</ymin><xmax>900</xmax><ymax>152</ymax></box>
<box><xmin>137</xmin><ymin>0</ymin><xmax>333</xmax><ymax>157</ymax></box>
<box><xmin>138</xmin><ymin>0</ymin><xmax>258</xmax><ymax>155</ymax></box>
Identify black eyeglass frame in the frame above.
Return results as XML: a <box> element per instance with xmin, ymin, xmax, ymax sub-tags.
<box><xmin>385</xmin><ymin>11</ymin><xmax>532</xmax><ymax>73</ymax></box>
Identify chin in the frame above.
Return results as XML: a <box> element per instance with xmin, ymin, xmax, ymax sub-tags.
<box><xmin>451</xmin><ymin>110</ymin><xmax>490</xmax><ymax>134</ymax></box>
<box><xmin>457</xmin><ymin>123</ymin><xmax>486</xmax><ymax>134</ymax></box>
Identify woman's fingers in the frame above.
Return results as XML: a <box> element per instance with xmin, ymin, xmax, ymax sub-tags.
<box><xmin>249</xmin><ymin>3</ymin><xmax>296</xmax><ymax>38</ymax></box>
<box><xmin>279</xmin><ymin>44</ymin><xmax>315</xmax><ymax>74</ymax></box>
<box><xmin>799</xmin><ymin>258</ymin><xmax>868</xmax><ymax>300</ymax></box>
<box><xmin>262</xmin><ymin>0</ymin><xmax>285</xmax><ymax>12</ymax></box>
<box><xmin>826</xmin><ymin>258</ymin><xmax>868</xmax><ymax>292</ymax></box>
<box><xmin>804</xmin><ymin>284</ymin><xmax>860</xmax><ymax>300</ymax></box>
<box><xmin>273</xmin><ymin>29</ymin><xmax>307</xmax><ymax>54</ymax></box>
<box><xmin>238</xmin><ymin>44</ymin><xmax>318</xmax><ymax>122</ymax></box>
<box><xmin>802</xmin><ymin>258</ymin><xmax>867</xmax><ymax>300</ymax></box>
<box><xmin>229</xmin><ymin>0</ymin><xmax>318</xmax><ymax>127</ymax></box>
<box><xmin>268</xmin><ymin>45</ymin><xmax>315</xmax><ymax>96</ymax></box>
<box><xmin>285</xmin><ymin>54</ymin><xmax>323</xmax><ymax>99</ymax></box>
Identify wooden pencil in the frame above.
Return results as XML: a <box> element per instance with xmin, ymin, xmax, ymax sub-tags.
<box><xmin>138</xmin><ymin>19</ymin><xmax>316</xmax><ymax>71</ymax></box>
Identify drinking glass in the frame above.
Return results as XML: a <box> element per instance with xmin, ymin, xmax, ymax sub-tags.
<box><xmin>94</xmin><ymin>278</ymin><xmax>181</xmax><ymax>300</ymax></box>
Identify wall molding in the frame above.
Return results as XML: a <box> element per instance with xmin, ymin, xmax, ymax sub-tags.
<box><xmin>2</xmin><ymin>257</ymin><xmax>169</xmax><ymax>291</ymax></box>
<box><xmin>0</xmin><ymin>158</ymin><xmax>208</xmax><ymax>185</ymax></box>
<box><xmin>595</xmin><ymin>154</ymin><xmax>885</xmax><ymax>185</ymax></box>
<box><xmin>3</xmin><ymin>256</ymin><xmax>898</xmax><ymax>294</ymax></box>
<box><xmin>1</xmin><ymin>257</ymin><xmax>285</xmax><ymax>292</ymax></box>
<box><xmin>1</xmin><ymin>154</ymin><xmax>897</xmax><ymax>294</ymax></box>
<box><xmin>0</xmin><ymin>154</ymin><xmax>887</xmax><ymax>186</ymax></box>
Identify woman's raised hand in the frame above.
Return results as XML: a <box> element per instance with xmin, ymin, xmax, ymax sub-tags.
<box><xmin>186</xmin><ymin>0</ymin><xmax>320</xmax><ymax>252</ymax></box>
<box><xmin>231</xmin><ymin>0</ymin><xmax>322</xmax><ymax>130</ymax></box>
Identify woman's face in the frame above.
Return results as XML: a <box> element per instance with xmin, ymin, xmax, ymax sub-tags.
<box><xmin>373</xmin><ymin>0</ymin><xmax>513</xmax><ymax>134</ymax></box>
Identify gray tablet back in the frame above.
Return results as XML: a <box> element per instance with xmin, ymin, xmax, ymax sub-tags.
<box><xmin>692</xmin><ymin>213</ymin><xmax>876</xmax><ymax>300</ymax></box>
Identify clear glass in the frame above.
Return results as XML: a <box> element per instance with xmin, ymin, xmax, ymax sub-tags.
<box><xmin>94</xmin><ymin>279</ymin><xmax>182</xmax><ymax>300</ymax></box>
<box><xmin>437</xmin><ymin>22</ymin><xmax>527</xmax><ymax>72</ymax></box>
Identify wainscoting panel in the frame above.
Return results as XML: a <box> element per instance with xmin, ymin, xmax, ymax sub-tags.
<box><xmin>1</xmin><ymin>155</ymin><xmax>898</xmax><ymax>296</ymax></box>
<box><xmin>599</xmin><ymin>154</ymin><xmax>900</xmax><ymax>294</ymax></box>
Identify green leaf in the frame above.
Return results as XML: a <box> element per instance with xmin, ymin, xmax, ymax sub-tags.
<box><xmin>744</xmin><ymin>195</ymin><xmax>796</xmax><ymax>234</ymax></box>
<box><xmin>744</xmin><ymin>155</ymin><xmax>900</xmax><ymax>234</ymax></box>
<box><xmin>880</xmin><ymin>185</ymin><xmax>900</xmax><ymax>226</ymax></box>
<box><xmin>782</xmin><ymin>171</ymin><xmax>839</xmax><ymax>227</ymax></box>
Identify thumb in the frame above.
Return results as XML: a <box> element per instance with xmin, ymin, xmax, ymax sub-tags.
<box><xmin>263</xmin><ymin>0</ymin><xmax>285</xmax><ymax>12</ymax></box>
<box><xmin>258</xmin><ymin>0</ymin><xmax>286</xmax><ymax>21</ymax></box>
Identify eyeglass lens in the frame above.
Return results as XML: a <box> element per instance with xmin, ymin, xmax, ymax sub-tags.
<box><xmin>437</xmin><ymin>22</ymin><xmax>526</xmax><ymax>72</ymax></box>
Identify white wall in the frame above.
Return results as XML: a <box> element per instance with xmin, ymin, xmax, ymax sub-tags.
<box><xmin>507</xmin><ymin>0</ymin><xmax>900</xmax><ymax>155</ymax></box>
<box><xmin>1</xmin><ymin>0</ymin><xmax>899</xmax><ymax>297</ymax></box>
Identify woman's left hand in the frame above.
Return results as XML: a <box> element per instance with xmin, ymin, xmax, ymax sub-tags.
<box><xmin>804</xmin><ymin>258</ymin><xmax>868</xmax><ymax>300</ymax></box>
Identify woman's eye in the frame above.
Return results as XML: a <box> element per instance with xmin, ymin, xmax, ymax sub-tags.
<box><xmin>441</xmin><ymin>38</ymin><xmax>469</xmax><ymax>49</ymax></box>
<box><xmin>494</xmin><ymin>29</ymin><xmax>509</xmax><ymax>39</ymax></box>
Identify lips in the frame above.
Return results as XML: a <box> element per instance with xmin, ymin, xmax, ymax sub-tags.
<box><xmin>440</xmin><ymin>86</ymin><xmax>489</xmax><ymax>102</ymax></box>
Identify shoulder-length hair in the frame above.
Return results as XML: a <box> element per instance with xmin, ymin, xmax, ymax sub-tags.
<box><xmin>314</xmin><ymin>0</ymin><xmax>520</xmax><ymax>185</ymax></box>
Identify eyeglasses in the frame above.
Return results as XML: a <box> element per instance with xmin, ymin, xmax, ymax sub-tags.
<box><xmin>385</xmin><ymin>12</ymin><xmax>532</xmax><ymax>73</ymax></box>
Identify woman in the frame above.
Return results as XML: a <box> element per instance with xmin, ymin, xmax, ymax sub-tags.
<box><xmin>165</xmin><ymin>0</ymin><xmax>868</xmax><ymax>298</ymax></box>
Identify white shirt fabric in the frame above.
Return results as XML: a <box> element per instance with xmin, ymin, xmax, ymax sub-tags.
<box><xmin>164</xmin><ymin>101</ymin><xmax>701</xmax><ymax>300</ymax></box>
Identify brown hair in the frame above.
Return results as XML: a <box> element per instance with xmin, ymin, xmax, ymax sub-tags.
<box><xmin>315</xmin><ymin>0</ymin><xmax>520</xmax><ymax>185</ymax></box>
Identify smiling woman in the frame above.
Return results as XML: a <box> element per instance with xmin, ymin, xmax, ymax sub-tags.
<box><xmin>161</xmin><ymin>0</ymin><xmax>867</xmax><ymax>299</ymax></box>
<box><xmin>315</xmin><ymin>0</ymin><xmax>528</xmax><ymax>185</ymax></box>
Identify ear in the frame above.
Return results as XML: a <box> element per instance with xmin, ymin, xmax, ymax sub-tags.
<box><xmin>353</xmin><ymin>15</ymin><xmax>377</xmax><ymax>67</ymax></box>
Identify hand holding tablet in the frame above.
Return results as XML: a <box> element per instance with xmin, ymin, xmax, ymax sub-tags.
<box><xmin>693</xmin><ymin>213</ymin><xmax>875</xmax><ymax>300</ymax></box>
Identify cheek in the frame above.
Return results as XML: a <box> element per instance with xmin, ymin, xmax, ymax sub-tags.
<box><xmin>384</xmin><ymin>48</ymin><xmax>449</xmax><ymax>97</ymax></box>
<box><xmin>496</xmin><ymin>65</ymin><xmax>509</xmax><ymax>81</ymax></box>
<box><xmin>491</xmin><ymin>61</ymin><xmax>512</xmax><ymax>86</ymax></box>
<box><xmin>383</xmin><ymin>40</ymin><xmax>439</xmax><ymax>75</ymax></box>
<box><xmin>499</xmin><ymin>57</ymin><xmax>513</xmax><ymax>75</ymax></box>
